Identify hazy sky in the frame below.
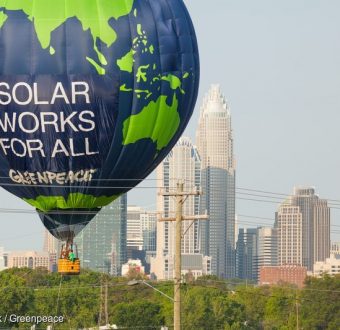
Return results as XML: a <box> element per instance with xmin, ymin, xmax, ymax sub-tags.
<box><xmin>1</xmin><ymin>0</ymin><xmax>340</xmax><ymax>250</ymax></box>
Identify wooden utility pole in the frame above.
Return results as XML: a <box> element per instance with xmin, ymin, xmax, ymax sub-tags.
<box><xmin>174</xmin><ymin>182</ymin><xmax>183</xmax><ymax>330</ymax></box>
<box><xmin>98</xmin><ymin>274</ymin><xmax>109</xmax><ymax>327</ymax></box>
<box><xmin>104</xmin><ymin>281</ymin><xmax>108</xmax><ymax>325</ymax></box>
<box><xmin>159</xmin><ymin>181</ymin><xmax>208</xmax><ymax>330</ymax></box>
<box><xmin>296</xmin><ymin>295</ymin><xmax>299</xmax><ymax>330</ymax></box>
<box><xmin>98</xmin><ymin>282</ymin><xmax>103</xmax><ymax>326</ymax></box>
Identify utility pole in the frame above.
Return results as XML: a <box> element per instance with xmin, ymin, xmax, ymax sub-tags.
<box><xmin>296</xmin><ymin>295</ymin><xmax>299</xmax><ymax>330</ymax></box>
<box><xmin>159</xmin><ymin>181</ymin><xmax>208</xmax><ymax>330</ymax></box>
<box><xmin>98</xmin><ymin>282</ymin><xmax>103</xmax><ymax>327</ymax></box>
<box><xmin>98</xmin><ymin>278</ymin><xmax>109</xmax><ymax>326</ymax></box>
<box><xmin>174</xmin><ymin>182</ymin><xmax>183</xmax><ymax>330</ymax></box>
<box><xmin>104</xmin><ymin>280</ymin><xmax>108</xmax><ymax>325</ymax></box>
<box><xmin>98</xmin><ymin>270</ymin><xmax>109</xmax><ymax>327</ymax></box>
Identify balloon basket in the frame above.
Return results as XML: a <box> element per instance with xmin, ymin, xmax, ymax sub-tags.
<box><xmin>58</xmin><ymin>258</ymin><xmax>80</xmax><ymax>275</ymax></box>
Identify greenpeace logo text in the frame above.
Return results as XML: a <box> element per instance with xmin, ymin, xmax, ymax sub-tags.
<box><xmin>9</xmin><ymin>169</ymin><xmax>97</xmax><ymax>185</ymax></box>
<box><xmin>1</xmin><ymin>314</ymin><xmax>64</xmax><ymax>324</ymax></box>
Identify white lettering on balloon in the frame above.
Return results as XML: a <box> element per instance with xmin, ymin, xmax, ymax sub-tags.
<box><xmin>0</xmin><ymin>81</ymin><xmax>101</xmax><ymax>164</ymax></box>
<box><xmin>9</xmin><ymin>169</ymin><xmax>98</xmax><ymax>185</ymax></box>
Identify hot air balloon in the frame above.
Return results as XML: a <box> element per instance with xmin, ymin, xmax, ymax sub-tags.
<box><xmin>0</xmin><ymin>0</ymin><xmax>199</xmax><ymax>274</ymax></box>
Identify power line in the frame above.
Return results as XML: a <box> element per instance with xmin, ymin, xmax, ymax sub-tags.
<box><xmin>237</xmin><ymin>187</ymin><xmax>340</xmax><ymax>204</ymax></box>
<box><xmin>0</xmin><ymin>176</ymin><xmax>186</xmax><ymax>182</ymax></box>
<box><xmin>0</xmin><ymin>177</ymin><xmax>339</xmax><ymax>203</ymax></box>
<box><xmin>193</xmin><ymin>279</ymin><xmax>340</xmax><ymax>294</ymax></box>
<box><xmin>235</xmin><ymin>221</ymin><xmax>340</xmax><ymax>233</ymax></box>
<box><xmin>1</xmin><ymin>219</ymin><xmax>340</xmax><ymax>242</ymax></box>
<box><xmin>1</xmin><ymin>194</ymin><xmax>340</xmax><ymax>216</ymax></box>
<box><xmin>0</xmin><ymin>275</ymin><xmax>339</xmax><ymax>294</ymax></box>
<box><xmin>237</xmin><ymin>214</ymin><xmax>340</xmax><ymax>228</ymax></box>
<box><xmin>1</xmin><ymin>212</ymin><xmax>340</xmax><ymax>243</ymax></box>
<box><xmin>0</xmin><ymin>180</ymin><xmax>339</xmax><ymax>212</ymax></box>
<box><xmin>0</xmin><ymin>182</ymin><xmax>163</xmax><ymax>189</ymax></box>
<box><xmin>236</xmin><ymin>192</ymin><xmax>340</xmax><ymax>208</ymax></box>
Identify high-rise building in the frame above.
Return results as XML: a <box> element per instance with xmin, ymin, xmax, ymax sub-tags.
<box><xmin>127</xmin><ymin>206</ymin><xmax>144</xmax><ymax>257</ymax></box>
<box><xmin>276</xmin><ymin>188</ymin><xmax>330</xmax><ymax>270</ymax></box>
<box><xmin>234</xmin><ymin>215</ymin><xmax>239</xmax><ymax>249</ymax></box>
<box><xmin>196</xmin><ymin>84</ymin><xmax>236</xmax><ymax>278</ymax></box>
<box><xmin>151</xmin><ymin>137</ymin><xmax>211</xmax><ymax>279</ymax></box>
<box><xmin>276</xmin><ymin>204</ymin><xmax>303</xmax><ymax>266</ymax></box>
<box><xmin>141</xmin><ymin>210</ymin><xmax>157</xmax><ymax>256</ymax></box>
<box><xmin>43</xmin><ymin>230</ymin><xmax>58</xmax><ymax>254</ymax></box>
<box><xmin>236</xmin><ymin>228</ymin><xmax>257</xmax><ymax>281</ymax></box>
<box><xmin>255</xmin><ymin>227</ymin><xmax>277</xmax><ymax>281</ymax></box>
<box><xmin>43</xmin><ymin>230</ymin><xmax>59</xmax><ymax>272</ymax></box>
<box><xmin>127</xmin><ymin>206</ymin><xmax>157</xmax><ymax>271</ymax></box>
<box><xmin>75</xmin><ymin>195</ymin><xmax>127</xmax><ymax>275</ymax></box>
<box><xmin>236</xmin><ymin>227</ymin><xmax>278</xmax><ymax>282</ymax></box>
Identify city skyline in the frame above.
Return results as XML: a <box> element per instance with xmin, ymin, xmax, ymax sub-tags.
<box><xmin>1</xmin><ymin>0</ymin><xmax>340</xmax><ymax>250</ymax></box>
<box><xmin>0</xmin><ymin>1</ymin><xmax>339</xmax><ymax>328</ymax></box>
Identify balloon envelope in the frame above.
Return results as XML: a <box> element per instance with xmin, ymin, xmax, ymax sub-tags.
<box><xmin>0</xmin><ymin>0</ymin><xmax>199</xmax><ymax>240</ymax></box>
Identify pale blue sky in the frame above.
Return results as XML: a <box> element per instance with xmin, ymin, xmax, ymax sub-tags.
<box><xmin>1</xmin><ymin>0</ymin><xmax>340</xmax><ymax>250</ymax></box>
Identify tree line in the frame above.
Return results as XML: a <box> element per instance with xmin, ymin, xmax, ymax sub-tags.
<box><xmin>0</xmin><ymin>268</ymin><xmax>339</xmax><ymax>329</ymax></box>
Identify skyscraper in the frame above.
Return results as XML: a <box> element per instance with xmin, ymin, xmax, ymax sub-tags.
<box><xmin>127</xmin><ymin>206</ymin><xmax>144</xmax><ymax>257</ymax></box>
<box><xmin>43</xmin><ymin>229</ymin><xmax>59</xmax><ymax>272</ymax></box>
<box><xmin>141</xmin><ymin>210</ymin><xmax>157</xmax><ymax>255</ymax></box>
<box><xmin>75</xmin><ymin>195</ymin><xmax>127</xmax><ymax>275</ymax></box>
<box><xmin>236</xmin><ymin>228</ymin><xmax>257</xmax><ymax>281</ymax></box>
<box><xmin>151</xmin><ymin>137</ymin><xmax>211</xmax><ymax>279</ymax></box>
<box><xmin>255</xmin><ymin>227</ymin><xmax>277</xmax><ymax>281</ymax></box>
<box><xmin>127</xmin><ymin>206</ymin><xmax>157</xmax><ymax>271</ymax></box>
<box><xmin>236</xmin><ymin>227</ymin><xmax>278</xmax><ymax>282</ymax></box>
<box><xmin>276</xmin><ymin>204</ymin><xmax>303</xmax><ymax>266</ymax></box>
<box><xmin>196</xmin><ymin>84</ymin><xmax>236</xmax><ymax>278</ymax></box>
<box><xmin>276</xmin><ymin>188</ymin><xmax>330</xmax><ymax>270</ymax></box>
<box><xmin>43</xmin><ymin>229</ymin><xmax>58</xmax><ymax>254</ymax></box>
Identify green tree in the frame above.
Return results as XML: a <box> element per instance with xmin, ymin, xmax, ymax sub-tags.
<box><xmin>211</xmin><ymin>295</ymin><xmax>246</xmax><ymax>329</ymax></box>
<box><xmin>0</xmin><ymin>270</ymin><xmax>34</xmax><ymax>327</ymax></box>
<box><xmin>231</xmin><ymin>286</ymin><xmax>269</xmax><ymax>329</ymax></box>
<box><xmin>182</xmin><ymin>286</ymin><xmax>246</xmax><ymax>330</ymax></box>
<box><xmin>1</xmin><ymin>268</ymin><xmax>339</xmax><ymax>329</ymax></box>
<box><xmin>300</xmin><ymin>275</ymin><xmax>340</xmax><ymax>330</ymax></box>
<box><xmin>111</xmin><ymin>301</ymin><xmax>164</xmax><ymax>328</ymax></box>
<box><xmin>263</xmin><ymin>286</ymin><xmax>296</xmax><ymax>330</ymax></box>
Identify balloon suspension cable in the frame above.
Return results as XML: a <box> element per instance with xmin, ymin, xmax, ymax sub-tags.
<box><xmin>67</xmin><ymin>233</ymin><xmax>75</xmax><ymax>246</ymax></box>
<box><xmin>53</xmin><ymin>275</ymin><xmax>63</xmax><ymax>329</ymax></box>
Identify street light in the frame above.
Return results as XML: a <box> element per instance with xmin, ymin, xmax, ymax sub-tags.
<box><xmin>127</xmin><ymin>280</ymin><xmax>174</xmax><ymax>302</ymax></box>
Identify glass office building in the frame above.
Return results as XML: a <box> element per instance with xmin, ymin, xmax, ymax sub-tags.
<box><xmin>75</xmin><ymin>195</ymin><xmax>127</xmax><ymax>275</ymax></box>
<box><xmin>197</xmin><ymin>85</ymin><xmax>236</xmax><ymax>278</ymax></box>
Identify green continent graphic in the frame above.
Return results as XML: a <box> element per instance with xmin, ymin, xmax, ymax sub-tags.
<box><xmin>122</xmin><ymin>95</ymin><xmax>180</xmax><ymax>151</ymax></box>
<box><xmin>0</xmin><ymin>0</ymin><xmax>134</xmax><ymax>73</ymax></box>
<box><xmin>117</xmin><ymin>49</ymin><xmax>135</xmax><ymax>73</ymax></box>
<box><xmin>161</xmin><ymin>74</ymin><xmax>185</xmax><ymax>94</ymax></box>
<box><xmin>0</xmin><ymin>11</ymin><xmax>7</xmax><ymax>28</ymax></box>
<box><xmin>118</xmin><ymin>20</ymin><xmax>190</xmax><ymax>151</ymax></box>
<box><xmin>24</xmin><ymin>193</ymin><xmax>119</xmax><ymax>212</ymax></box>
